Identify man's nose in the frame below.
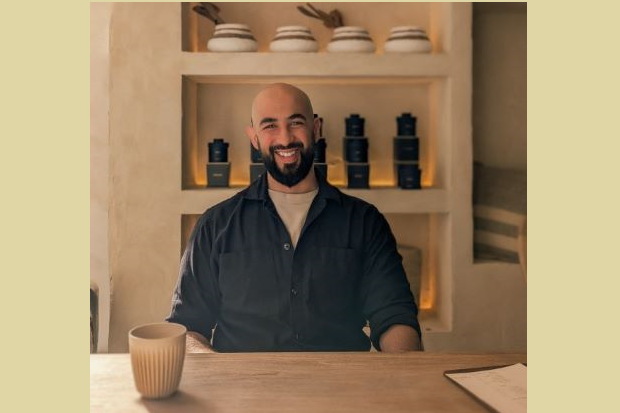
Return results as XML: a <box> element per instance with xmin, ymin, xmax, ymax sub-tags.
<box><xmin>275</xmin><ymin>125</ymin><xmax>295</xmax><ymax>146</ymax></box>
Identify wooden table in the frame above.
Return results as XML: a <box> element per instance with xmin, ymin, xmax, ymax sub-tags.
<box><xmin>91</xmin><ymin>352</ymin><xmax>526</xmax><ymax>412</ymax></box>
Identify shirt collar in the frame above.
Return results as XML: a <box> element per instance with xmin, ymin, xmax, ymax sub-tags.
<box><xmin>243</xmin><ymin>168</ymin><xmax>341</xmax><ymax>205</ymax></box>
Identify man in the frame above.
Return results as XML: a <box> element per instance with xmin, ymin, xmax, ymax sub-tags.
<box><xmin>167</xmin><ymin>83</ymin><xmax>422</xmax><ymax>352</ymax></box>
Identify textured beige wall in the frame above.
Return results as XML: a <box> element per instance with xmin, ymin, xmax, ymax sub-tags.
<box><xmin>473</xmin><ymin>4</ymin><xmax>527</xmax><ymax>171</ymax></box>
<box><xmin>90</xmin><ymin>2</ymin><xmax>113</xmax><ymax>352</ymax></box>
<box><xmin>107</xmin><ymin>4</ymin><xmax>183</xmax><ymax>352</ymax></box>
<box><xmin>440</xmin><ymin>3</ymin><xmax>526</xmax><ymax>352</ymax></box>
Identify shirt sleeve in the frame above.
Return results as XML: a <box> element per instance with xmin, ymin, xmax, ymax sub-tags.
<box><xmin>166</xmin><ymin>212</ymin><xmax>220</xmax><ymax>340</ymax></box>
<box><xmin>359</xmin><ymin>206</ymin><xmax>422</xmax><ymax>350</ymax></box>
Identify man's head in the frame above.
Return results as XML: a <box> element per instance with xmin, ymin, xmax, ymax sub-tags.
<box><xmin>245</xmin><ymin>83</ymin><xmax>321</xmax><ymax>188</ymax></box>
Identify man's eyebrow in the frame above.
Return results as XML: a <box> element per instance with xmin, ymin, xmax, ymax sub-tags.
<box><xmin>288</xmin><ymin>114</ymin><xmax>307</xmax><ymax>121</ymax></box>
<box><xmin>259</xmin><ymin>117</ymin><xmax>278</xmax><ymax>126</ymax></box>
<box><xmin>259</xmin><ymin>114</ymin><xmax>307</xmax><ymax>126</ymax></box>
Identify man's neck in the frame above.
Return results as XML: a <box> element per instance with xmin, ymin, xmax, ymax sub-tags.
<box><xmin>267</xmin><ymin>169</ymin><xmax>319</xmax><ymax>194</ymax></box>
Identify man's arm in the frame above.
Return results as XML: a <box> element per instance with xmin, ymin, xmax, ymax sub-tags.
<box><xmin>166</xmin><ymin>213</ymin><xmax>220</xmax><ymax>347</ymax></box>
<box><xmin>359</xmin><ymin>206</ymin><xmax>423</xmax><ymax>351</ymax></box>
<box><xmin>186</xmin><ymin>331</ymin><xmax>216</xmax><ymax>353</ymax></box>
<box><xmin>379</xmin><ymin>324</ymin><xmax>422</xmax><ymax>352</ymax></box>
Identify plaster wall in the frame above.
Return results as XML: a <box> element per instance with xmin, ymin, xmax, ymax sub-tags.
<box><xmin>428</xmin><ymin>3</ymin><xmax>527</xmax><ymax>352</ymax></box>
<box><xmin>472</xmin><ymin>4</ymin><xmax>527</xmax><ymax>171</ymax></box>
<box><xmin>107</xmin><ymin>3</ymin><xmax>182</xmax><ymax>352</ymax></box>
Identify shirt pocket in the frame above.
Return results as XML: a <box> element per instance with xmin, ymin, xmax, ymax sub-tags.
<box><xmin>308</xmin><ymin>247</ymin><xmax>361</xmax><ymax>318</ymax></box>
<box><xmin>219</xmin><ymin>249</ymin><xmax>280</xmax><ymax>317</ymax></box>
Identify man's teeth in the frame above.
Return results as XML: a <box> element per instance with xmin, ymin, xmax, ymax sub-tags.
<box><xmin>277</xmin><ymin>150</ymin><xmax>297</xmax><ymax>157</ymax></box>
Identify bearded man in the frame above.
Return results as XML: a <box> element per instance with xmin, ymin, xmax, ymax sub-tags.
<box><xmin>167</xmin><ymin>83</ymin><xmax>422</xmax><ymax>353</ymax></box>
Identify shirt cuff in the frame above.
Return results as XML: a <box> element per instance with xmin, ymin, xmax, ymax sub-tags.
<box><xmin>165</xmin><ymin>313</ymin><xmax>213</xmax><ymax>341</ymax></box>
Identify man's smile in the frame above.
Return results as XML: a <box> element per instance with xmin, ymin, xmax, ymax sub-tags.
<box><xmin>274</xmin><ymin>148</ymin><xmax>300</xmax><ymax>163</ymax></box>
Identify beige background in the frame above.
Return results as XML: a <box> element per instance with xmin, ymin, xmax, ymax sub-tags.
<box><xmin>91</xmin><ymin>3</ymin><xmax>526</xmax><ymax>353</ymax></box>
<box><xmin>3</xmin><ymin>0</ymin><xmax>617</xmax><ymax>412</ymax></box>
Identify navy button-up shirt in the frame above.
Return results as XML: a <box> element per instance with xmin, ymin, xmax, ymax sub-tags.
<box><xmin>167</xmin><ymin>170</ymin><xmax>421</xmax><ymax>352</ymax></box>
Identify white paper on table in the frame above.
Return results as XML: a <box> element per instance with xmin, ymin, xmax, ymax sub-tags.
<box><xmin>445</xmin><ymin>363</ymin><xmax>527</xmax><ymax>413</ymax></box>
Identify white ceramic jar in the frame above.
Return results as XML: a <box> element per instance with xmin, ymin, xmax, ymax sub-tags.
<box><xmin>269</xmin><ymin>26</ymin><xmax>318</xmax><ymax>52</ymax></box>
<box><xmin>207</xmin><ymin>24</ymin><xmax>258</xmax><ymax>52</ymax></box>
<box><xmin>327</xmin><ymin>26</ymin><xmax>376</xmax><ymax>53</ymax></box>
<box><xmin>384</xmin><ymin>26</ymin><xmax>432</xmax><ymax>53</ymax></box>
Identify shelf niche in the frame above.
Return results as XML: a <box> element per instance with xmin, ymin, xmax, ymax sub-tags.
<box><xmin>181</xmin><ymin>2</ymin><xmax>449</xmax><ymax>54</ymax></box>
<box><xmin>182</xmin><ymin>76</ymin><xmax>449</xmax><ymax>191</ymax></box>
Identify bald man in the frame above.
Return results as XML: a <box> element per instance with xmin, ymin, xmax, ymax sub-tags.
<box><xmin>167</xmin><ymin>84</ymin><xmax>422</xmax><ymax>352</ymax></box>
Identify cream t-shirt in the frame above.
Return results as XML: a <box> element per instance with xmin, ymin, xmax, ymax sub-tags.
<box><xmin>268</xmin><ymin>188</ymin><xmax>319</xmax><ymax>248</ymax></box>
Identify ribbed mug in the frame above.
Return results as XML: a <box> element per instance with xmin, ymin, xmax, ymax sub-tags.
<box><xmin>128</xmin><ymin>322</ymin><xmax>187</xmax><ymax>399</ymax></box>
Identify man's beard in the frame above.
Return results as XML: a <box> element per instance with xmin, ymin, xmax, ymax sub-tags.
<box><xmin>259</xmin><ymin>139</ymin><xmax>315</xmax><ymax>188</ymax></box>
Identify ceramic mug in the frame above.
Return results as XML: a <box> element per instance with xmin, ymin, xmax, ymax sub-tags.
<box><xmin>128</xmin><ymin>322</ymin><xmax>187</xmax><ymax>399</ymax></box>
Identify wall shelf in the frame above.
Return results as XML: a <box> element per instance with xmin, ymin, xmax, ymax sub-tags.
<box><xmin>181</xmin><ymin>52</ymin><xmax>453</xmax><ymax>78</ymax></box>
<box><xmin>419</xmin><ymin>311</ymin><xmax>451</xmax><ymax>333</ymax></box>
<box><xmin>182</xmin><ymin>79</ymin><xmax>448</xmax><ymax>190</ymax></box>
<box><xmin>472</xmin><ymin>261</ymin><xmax>523</xmax><ymax>275</ymax></box>
<box><xmin>340</xmin><ymin>188</ymin><xmax>449</xmax><ymax>214</ymax></box>
<box><xmin>180</xmin><ymin>187</ymin><xmax>449</xmax><ymax>215</ymax></box>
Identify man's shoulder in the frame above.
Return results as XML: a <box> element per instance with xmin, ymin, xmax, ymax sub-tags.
<box><xmin>198</xmin><ymin>186</ymin><xmax>253</xmax><ymax>225</ymax></box>
<box><xmin>331</xmin><ymin>187</ymin><xmax>380</xmax><ymax>215</ymax></box>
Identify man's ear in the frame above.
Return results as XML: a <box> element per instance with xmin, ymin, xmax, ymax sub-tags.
<box><xmin>245</xmin><ymin>125</ymin><xmax>259</xmax><ymax>150</ymax></box>
<box><xmin>313</xmin><ymin>116</ymin><xmax>322</xmax><ymax>139</ymax></box>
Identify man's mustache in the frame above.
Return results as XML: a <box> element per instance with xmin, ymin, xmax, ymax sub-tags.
<box><xmin>269</xmin><ymin>142</ymin><xmax>304</xmax><ymax>152</ymax></box>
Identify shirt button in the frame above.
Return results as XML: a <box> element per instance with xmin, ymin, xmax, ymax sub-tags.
<box><xmin>283</xmin><ymin>243</ymin><xmax>291</xmax><ymax>251</ymax></box>
<box><xmin>291</xmin><ymin>288</ymin><xmax>298</xmax><ymax>296</ymax></box>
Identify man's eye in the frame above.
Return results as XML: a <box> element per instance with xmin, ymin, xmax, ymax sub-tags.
<box><xmin>290</xmin><ymin>121</ymin><xmax>304</xmax><ymax>126</ymax></box>
<box><xmin>263</xmin><ymin>124</ymin><xmax>276</xmax><ymax>130</ymax></box>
